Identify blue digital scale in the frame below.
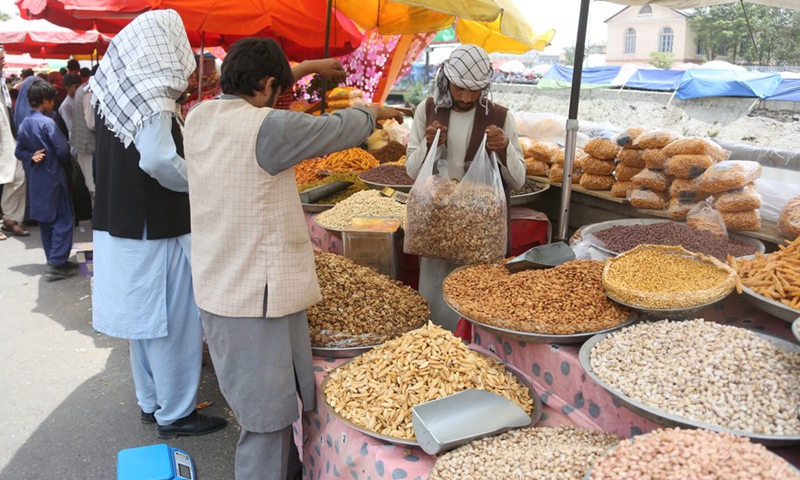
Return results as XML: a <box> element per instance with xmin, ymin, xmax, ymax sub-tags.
<box><xmin>117</xmin><ymin>444</ymin><xmax>196</xmax><ymax>480</ymax></box>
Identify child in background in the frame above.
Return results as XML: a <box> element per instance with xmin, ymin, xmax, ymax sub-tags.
<box><xmin>15</xmin><ymin>81</ymin><xmax>76</xmax><ymax>280</ymax></box>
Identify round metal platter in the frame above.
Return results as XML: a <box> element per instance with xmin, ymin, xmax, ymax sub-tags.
<box><xmin>302</xmin><ymin>202</ymin><xmax>334</xmax><ymax>213</ymax></box>
<box><xmin>604</xmin><ymin>291</ymin><xmax>730</xmax><ymax>319</ymax></box>
<box><xmin>739</xmin><ymin>285</ymin><xmax>800</xmax><ymax>323</ymax></box>
<box><xmin>311</xmin><ymin>344</ymin><xmax>375</xmax><ymax>358</ymax></box>
<box><xmin>583</xmin><ymin>433</ymin><xmax>800</xmax><ymax>479</ymax></box>
<box><xmin>319</xmin><ymin>351</ymin><xmax>543</xmax><ymax>447</ymax></box>
<box><xmin>578</xmin><ymin>218</ymin><xmax>765</xmax><ymax>258</ymax></box>
<box><xmin>359</xmin><ymin>177</ymin><xmax>413</xmax><ymax>193</ymax></box>
<box><xmin>793</xmin><ymin>317</ymin><xmax>800</xmax><ymax>344</ymax></box>
<box><xmin>509</xmin><ymin>182</ymin><xmax>550</xmax><ymax>206</ymax></box>
<box><xmin>579</xmin><ymin>329</ymin><xmax>800</xmax><ymax>446</ymax></box>
<box><xmin>443</xmin><ymin>291</ymin><xmax>638</xmax><ymax>344</ymax></box>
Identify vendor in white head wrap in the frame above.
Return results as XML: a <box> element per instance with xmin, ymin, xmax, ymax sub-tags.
<box><xmin>405</xmin><ymin>44</ymin><xmax>526</xmax><ymax>333</ymax></box>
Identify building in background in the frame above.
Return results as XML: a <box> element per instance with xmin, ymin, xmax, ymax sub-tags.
<box><xmin>605</xmin><ymin>5</ymin><xmax>717</xmax><ymax>66</ymax></box>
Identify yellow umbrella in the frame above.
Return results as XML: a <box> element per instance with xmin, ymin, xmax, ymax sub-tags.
<box><xmin>329</xmin><ymin>0</ymin><xmax>454</xmax><ymax>35</ymax></box>
<box><xmin>456</xmin><ymin>16</ymin><xmax>555</xmax><ymax>54</ymax></box>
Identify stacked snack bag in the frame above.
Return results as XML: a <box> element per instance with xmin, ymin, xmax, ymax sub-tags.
<box><xmin>523</xmin><ymin>139</ymin><xmax>559</xmax><ymax>177</ymax></box>
<box><xmin>695</xmin><ymin>161</ymin><xmax>763</xmax><ymax>231</ymax></box>
<box><xmin>550</xmin><ymin>147</ymin><xmax>586</xmax><ymax>184</ymax></box>
<box><xmin>580</xmin><ymin>133</ymin><xmax>619</xmax><ymax>190</ymax></box>
<box><xmin>628</xmin><ymin>130</ymin><xmax>681</xmax><ymax>209</ymax></box>
<box><xmin>326</xmin><ymin>87</ymin><xmax>365</xmax><ymax>111</ymax></box>
<box><xmin>661</xmin><ymin>137</ymin><xmax>730</xmax><ymax>219</ymax></box>
<box><xmin>612</xmin><ymin>127</ymin><xmax>647</xmax><ymax>198</ymax></box>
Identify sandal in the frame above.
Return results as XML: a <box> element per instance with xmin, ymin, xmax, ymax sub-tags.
<box><xmin>1</xmin><ymin>222</ymin><xmax>30</xmax><ymax>237</ymax></box>
<box><xmin>0</xmin><ymin>232</ymin><xmax>6</xmax><ymax>241</ymax></box>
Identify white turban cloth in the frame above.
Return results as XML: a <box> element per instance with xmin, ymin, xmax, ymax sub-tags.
<box><xmin>432</xmin><ymin>44</ymin><xmax>493</xmax><ymax>114</ymax></box>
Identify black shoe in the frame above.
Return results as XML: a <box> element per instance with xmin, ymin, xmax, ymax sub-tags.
<box><xmin>141</xmin><ymin>410</ymin><xmax>156</xmax><ymax>424</ymax></box>
<box><xmin>157</xmin><ymin>410</ymin><xmax>227</xmax><ymax>439</ymax></box>
<box><xmin>46</xmin><ymin>264</ymin><xmax>78</xmax><ymax>280</ymax></box>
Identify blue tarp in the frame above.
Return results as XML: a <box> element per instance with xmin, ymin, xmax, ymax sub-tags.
<box><xmin>675</xmin><ymin>69</ymin><xmax>783</xmax><ymax>100</ymax></box>
<box><xmin>764</xmin><ymin>78</ymin><xmax>800</xmax><ymax>102</ymax></box>
<box><xmin>538</xmin><ymin>64</ymin><xmax>622</xmax><ymax>90</ymax></box>
<box><xmin>622</xmin><ymin>69</ymin><xmax>684</xmax><ymax>92</ymax></box>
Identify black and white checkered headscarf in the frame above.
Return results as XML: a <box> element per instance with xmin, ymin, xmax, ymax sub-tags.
<box><xmin>90</xmin><ymin>10</ymin><xmax>194</xmax><ymax>148</ymax></box>
<box><xmin>433</xmin><ymin>44</ymin><xmax>493</xmax><ymax>115</ymax></box>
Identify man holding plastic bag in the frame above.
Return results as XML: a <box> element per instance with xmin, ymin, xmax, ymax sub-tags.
<box><xmin>405</xmin><ymin>44</ymin><xmax>525</xmax><ymax>332</ymax></box>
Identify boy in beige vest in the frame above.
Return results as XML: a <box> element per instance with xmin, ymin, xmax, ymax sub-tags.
<box><xmin>184</xmin><ymin>38</ymin><xmax>403</xmax><ymax>480</ymax></box>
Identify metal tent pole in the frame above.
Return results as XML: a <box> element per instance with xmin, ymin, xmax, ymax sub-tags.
<box><xmin>197</xmin><ymin>31</ymin><xmax>206</xmax><ymax>102</ymax></box>
<box><xmin>557</xmin><ymin>0</ymin><xmax>592</xmax><ymax>240</ymax></box>
<box><xmin>321</xmin><ymin>0</ymin><xmax>334</xmax><ymax>113</ymax></box>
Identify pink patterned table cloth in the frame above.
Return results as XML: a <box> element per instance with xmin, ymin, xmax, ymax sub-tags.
<box><xmin>471</xmin><ymin>293</ymin><xmax>800</xmax><ymax>467</ymax></box>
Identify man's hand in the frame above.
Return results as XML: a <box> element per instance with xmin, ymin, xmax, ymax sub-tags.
<box><xmin>375</xmin><ymin>106</ymin><xmax>404</xmax><ymax>126</ymax></box>
<box><xmin>425</xmin><ymin>120</ymin><xmax>447</xmax><ymax>148</ymax></box>
<box><xmin>32</xmin><ymin>149</ymin><xmax>45</xmax><ymax>163</ymax></box>
<box><xmin>310</xmin><ymin>58</ymin><xmax>347</xmax><ymax>79</ymax></box>
<box><xmin>485</xmin><ymin>125</ymin><xmax>509</xmax><ymax>165</ymax></box>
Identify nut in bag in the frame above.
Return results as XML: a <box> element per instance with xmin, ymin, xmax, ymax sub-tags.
<box><xmin>404</xmin><ymin>131</ymin><xmax>507</xmax><ymax>264</ymax></box>
<box><xmin>778</xmin><ymin>196</ymin><xmax>800</xmax><ymax>239</ymax></box>
<box><xmin>687</xmin><ymin>201</ymin><xmax>728</xmax><ymax>240</ymax></box>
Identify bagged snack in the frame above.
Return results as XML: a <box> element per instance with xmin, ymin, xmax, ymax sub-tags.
<box><xmin>631</xmin><ymin>168</ymin><xmax>671</xmax><ymax>191</ymax></box>
<box><xmin>327</xmin><ymin>86</ymin><xmax>364</xmax><ymax>100</ymax></box>
<box><xmin>519</xmin><ymin>137</ymin><xmax>536</xmax><ymax>157</ymax></box>
<box><xmin>721</xmin><ymin>210</ymin><xmax>761</xmax><ymax>231</ymax></box>
<box><xmin>529</xmin><ymin>141</ymin><xmax>560</xmax><ymax>163</ymax></box>
<box><xmin>405</xmin><ymin>132</ymin><xmax>507</xmax><ymax>263</ymax></box>
<box><xmin>661</xmin><ymin>136</ymin><xmax>730</xmax><ymax>161</ymax></box>
<box><xmin>617</xmin><ymin>148</ymin><xmax>646</xmax><ymax>168</ymax></box>
<box><xmin>611</xmin><ymin>181</ymin><xmax>636</xmax><ymax>198</ymax></box>
<box><xmin>778</xmin><ymin>196</ymin><xmax>800</xmax><ymax>238</ymax></box>
<box><xmin>667</xmin><ymin>198</ymin><xmax>698</xmax><ymax>220</ymax></box>
<box><xmin>328</xmin><ymin>97</ymin><xmax>366</xmax><ymax>109</ymax></box>
<box><xmin>664</xmin><ymin>154</ymin><xmax>715</xmax><ymax>179</ymax></box>
<box><xmin>695</xmin><ymin>161</ymin><xmax>762</xmax><ymax>193</ymax></box>
<box><xmin>615</xmin><ymin>127</ymin><xmax>648</xmax><ymax>148</ymax></box>
<box><xmin>687</xmin><ymin>201</ymin><xmax>728</xmax><ymax>240</ymax></box>
<box><xmin>614</xmin><ymin>164</ymin><xmax>643</xmax><ymax>182</ymax></box>
<box><xmin>714</xmin><ymin>185</ymin><xmax>761</xmax><ymax>212</ymax></box>
<box><xmin>669</xmin><ymin>178</ymin><xmax>711</xmax><ymax>200</ymax></box>
<box><xmin>579</xmin><ymin>173</ymin><xmax>615</xmax><ymax>191</ymax></box>
<box><xmin>633</xmin><ymin>130</ymin><xmax>681</xmax><ymax>149</ymax></box>
<box><xmin>525</xmin><ymin>158</ymin><xmax>549</xmax><ymax>177</ymax></box>
<box><xmin>629</xmin><ymin>188</ymin><xmax>668</xmax><ymax>209</ymax></box>
<box><xmin>552</xmin><ymin>147</ymin><xmax>588</xmax><ymax>166</ymax></box>
<box><xmin>643</xmin><ymin>148</ymin><xmax>668</xmax><ymax>170</ymax></box>
<box><xmin>584</xmin><ymin>133</ymin><xmax>620</xmax><ymax>160</ymax></box>
<box><xmin>581</xmin><ymin>156</ymin><xmax>616</xmax><ymax>175</ymax></box>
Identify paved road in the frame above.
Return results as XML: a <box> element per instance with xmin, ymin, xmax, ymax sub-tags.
<box><xmin>0</xmin><ymin>222</ymin><xmax>239</xmax><ymax>479</ymax></box>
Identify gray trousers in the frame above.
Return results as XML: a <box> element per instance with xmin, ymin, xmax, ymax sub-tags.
<box><xmin>1</xmin><ymin>160</ymin><xmax>25</xmax><ymax>224</ymax></box>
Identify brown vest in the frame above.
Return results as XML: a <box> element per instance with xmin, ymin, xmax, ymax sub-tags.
<box><xmin>424</xmin><ymin>97</ymin><xmax>513</xmax><ymax>256</ymax></box>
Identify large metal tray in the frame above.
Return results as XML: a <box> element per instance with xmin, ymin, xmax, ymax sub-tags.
<box><xmin>319</xmin><ymin>351</ymin><xmax>543</xmax><ymax>447</ymax></box>
<box><xmin>359</xmin><ymin>177</ymin><xmax>413</xmax><ymax>193</ymax></box>
<box><xmin>311</xmin><ymin>344</ymin><xmax>375</xmax><ymax>358</ymax></box>
<box><xmin>740</xmin><ymin>285</ymin><xmax>800</xmax><ymax>323</ymax></box>
<box><xmin>443</xmin><ymin>284</ymin><xmax>638</xmax><ymax>344</ymax></box>
<box><xmin>579</xmin><ymin>218</ymin><xmax>765</xmax><ymax>258</ymax></box>
<box><xmin>583</xmin><ymin>433</ymin><xmax>800</xmax><ymax>479</ymax></box>
<box><xmin>579</xmin><ymin>329</ymin><xmax>800</xmax><ymax>446</ymax></box>
<box><xmin>509</xmin><ymin>182</ymin><xmax>550</xmax><ymax>206</ymax></box>
<box><xmin>793</xmin><ymin>317</ymin><xmax>800</xmax><ymax>343</ymax></box>
<box><xmin>605</xmin><ymin>291</ymin><xmax>730</xmax><ymax>319</ymax></box>
<box><xmin>302</xmin><ymin>203</ymin><xmax>334</xmax><ymax>213</ymax></box>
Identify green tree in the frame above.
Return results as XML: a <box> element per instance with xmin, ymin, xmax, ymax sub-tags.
<box><xmin>0</xmin><ymin>13</ymin><xmax>10</xmax><ymax>21</ymax></box>
<box><xmin>563</xmin><ymin>46</ymin><xmax>575</xmax><ymax>65</ymax></box>
<box><xmin>403</xmin><ymin>81</ymin><xmax>426</xmax><ymax>108</ymax></box>
<box><xmin>649</xmin><ymin>52</ymin><xmax>674</xmax><ymax>69</ymax></box>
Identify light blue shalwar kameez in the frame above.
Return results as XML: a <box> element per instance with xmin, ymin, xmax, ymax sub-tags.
<box><xmin>92</xmin><ymin>117</ymin><xmax>201</xmax><ymax>425</ymax></box>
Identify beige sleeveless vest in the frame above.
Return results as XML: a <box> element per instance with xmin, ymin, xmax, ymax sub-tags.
<box><xmin>184</xmin><ymin>97</ymin><xmax>322</xmax><ymax>318</ymax></box>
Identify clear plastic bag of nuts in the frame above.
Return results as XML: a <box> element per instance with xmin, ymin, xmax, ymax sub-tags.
<box><xmin>405</xmin><ymin>132</ymin><xmax>507</xmax><ymax>264</ymax></box>
<box><xmin>687</xmin><ymin>200</ymin><xmax>728</xmax><ymax>240</ymax></box>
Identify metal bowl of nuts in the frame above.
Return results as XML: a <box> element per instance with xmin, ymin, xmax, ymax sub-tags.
<box><xmin>311</xmin><ymin>344</ymin><xmax>376</xmax><ymax>358</ymax></box>
<box><xmin>580</xmin><ymin>324</ymin><xmax>800</xmax><ymax>446</ymax></box>
<box><xmin>740</xmin><ymin>285</ymin><xmax>800</xmax><ymax>323</ymax></box>
<box><xmin>509</xmin><ymin>180</ymin><xmax>549</xmax><ymax>206</ymax></box>
<box><xmin>794</xmin><ymin>317</ymin><xmax>800</xmax><ymax>343</ymax></box>
<box><xmin>603</xmin><ymin>292</ymin><xmax>727</xmax><ymax>319</ymax></box>
<box><xmin>302</xmin><ymin>202</ymin><xmax>334</xmax><ymax>213</ymax></box>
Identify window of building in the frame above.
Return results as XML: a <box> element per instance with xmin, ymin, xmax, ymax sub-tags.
<box><xmin>696</xmin><ymin>37</ymin><xmax>704</xmax><ymax>55</ymax></box>
<box><xmin>659</xmin><ymin>27</ymin><xmax>674</xmax><ymax>53</ymax></box>
<box><xmin>624</xmin><ymin>28</ymin><xmax>636</xmax><ymax>54</ymax></box>
<box><xmin>639</xmin><ymin>5</ymin><xmax>653</xmax><ymax>15</ymax></box>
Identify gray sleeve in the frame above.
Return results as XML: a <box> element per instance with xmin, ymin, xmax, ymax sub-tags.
<box><xmin>499</xmin><ymin>111</ymin><xmax>526</xmax><ymax>190</ymax></box>
<box><xmin>256</xmin><ymin>106</ymin><xmax>375</xmax><ymax>175</ymax></box>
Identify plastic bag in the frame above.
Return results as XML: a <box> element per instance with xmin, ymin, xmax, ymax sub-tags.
<box><xmin>664</xmin><ymin>154</ymin><xmax>715</xmax><ymax>179</ymax></box>
<box><xmin>519</xmin><ymin>137</ymin><xmax>536</xmax><ymax>157</ymax></box>
<box><xmin>611</xmin><ymin>180</ymin><xmax>636</xmax><ymax>198</ymax></box>
<box><xmin>661</xmin><ymin>136</ymin><xmax>730</xmax><ymax>161</ymax></box>
<box><xmin>552</xmin><ymin>147</ymin><xmax>588</xmax><ymax>166</ymax></box>
<box><xmin>643</xmin><ymin>148</ymin><xmax>668</xmax><ymax>170</ymax></box>
<box><xmin>667</xmin><ymin>198</ymin><xmax>698</xmax><ymax>220</ymax></box>
<box><xmin>633</xmin><ymin>129</ymin><xmax>681</xmax><ymax>149</ymax></box>
<box><xmin>687</xmin><ymin>201</ymin><xmax>728</xmax><ymax>240</ymax></box>
<box><xmin>629</xmin><ymin>188</ymin><xmax>668</xmax><ymax>209</ymax></box>
<box><xmin>615</xmin><ymin>127</ymin><xmax>648</xmax><ymax>148</ymax></box>
<box><xmin>617</xmin><ymin>148</ymin><xmax>646</xmax><ymax>168</ymax></box>
<box><xmin>669</xmin><ymin>178</ymin><xmax>710</xmax><ymax>201</ymax></box>
<box><xmin>778</xmin><ymin>196</ymin><xmax>800</xmax><ymax>239</ymax></box>
<box><xmin>579</xmin><ymin>173</ymin><xmax>615</xmax><ymax>190</ymax></box>
<box><xmin>695</xmin><ymin>161</ymin><xmax>762</xmax><ymax>193</ymax></box>
<box><xmin>581</xmin><ymin>156</ymin><xmax>616</xmax><ymax>175</ymax></box>
<box><xmin>584</xmin><ymin>132</ymin><xmax>620</xmax><ymax>160</ymax></box>
<box><xmin>404</xmin><ymin>131</ymin><xmax>507</xmax><ymax>264</ymax></box>
<box><xmin>529</xmin><ymin>141</ymin><xmax>559</xmax><ymax>163</ymax></box>
<box><xmin>381</xmin><ymin>118</ymin><xmax>410</xmax><ymax>146</ymax></box>
<box><xmin>714</xmin><ymin>185</ymin><xmax>761</xmax><ymax>212</ymax></box>
<box><xmin>550</xmin><ymin>164</ymin><xmax>582</xmax><ymax>184</ymax></box>
<box><xmin>614</xmin><ymin>164</ymin><xmax>642</xmax><ymax>182</ymax></box>
<box><xmin>631</xmin><ymin>168</ymin><xmax>671</xmax><ymax>191</ymax></box>
<box><xmin>721</xmin><ymin>210</ymin><xmax>761</xmax><ymax>231</ymax></box>
<box><xmin>525</xmin><ymin>158</ymin><xmax>549</xmax><ymax>177</ymax></box>
<box><xmin>756</xmin><ymin>178</ymin><xmax>800</xmax><ymax>223</ymax></box>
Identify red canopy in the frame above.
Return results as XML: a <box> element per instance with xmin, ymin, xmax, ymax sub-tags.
<box><xmin>0</xmin><ymin>16</ymin><xmax>110</xmax><ymax>56</ymax></box>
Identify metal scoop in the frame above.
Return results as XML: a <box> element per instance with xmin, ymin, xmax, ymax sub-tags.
<box><xmin>503</xmin><ymin>241</ymin><xmax>576</xmax><ymax>273</ymax></box>
<box><xmin>411</xmin><ymin>389</ymin><xmax>533</xmax><ymax>455</ymax></box>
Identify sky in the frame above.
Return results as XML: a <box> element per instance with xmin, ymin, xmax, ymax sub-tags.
<box><xmin>0</xmin><ymin>0</ymin><xmax>626</xmax><ymax>53</ymax></box>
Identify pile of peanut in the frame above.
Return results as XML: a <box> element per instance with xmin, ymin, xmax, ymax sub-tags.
<box><xmin>442</xmin><ymin>260</ymin><xmax>632</xmax><ymax>335</ymax></box>
<box><xmin>590</xmin><ymin>428</ymin><xmax>800</xmax><ymax>479</ymax></box>
<box><xmin>315</xmin><ymin>190</ymin><xmax>406</xmax><ymax>230</ymax></box>
<box><xmin>590</xmin><ymin>320</ymin><xmax>800</xmax><ymax>436</ymax></box>
<box><xmin>404</xmin><ymin>176</ymin><xmax>506</xmax><ymax>264</ymax></box>
<box><xmin>430</xmin><ymin>426</ymin><xmax>621</xmax><ymax>480</ymax></box>
<box><xmin>308</xmin><ymin>253</ymin><xmax>429</xmax><ymax>348</ymax></box>
<box><xmin>324</xmin><ymin>323</ymin><xmax>533</xmax><ymax>440</ymax></box>
<box><xmin>602</xmin><ymin>244</ymin><xmax>736</xmax><ymax>309</ymax></box>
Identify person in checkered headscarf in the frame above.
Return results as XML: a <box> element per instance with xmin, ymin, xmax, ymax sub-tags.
<box><xmin>89</xmin><ymin>9</ymin><xmax>227</xmax><ymax>440</ymax></box>
<box><xmin>405</xmin><ymin>44</ymin><xmax>526</xmax><ymax>334</ymax></box>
